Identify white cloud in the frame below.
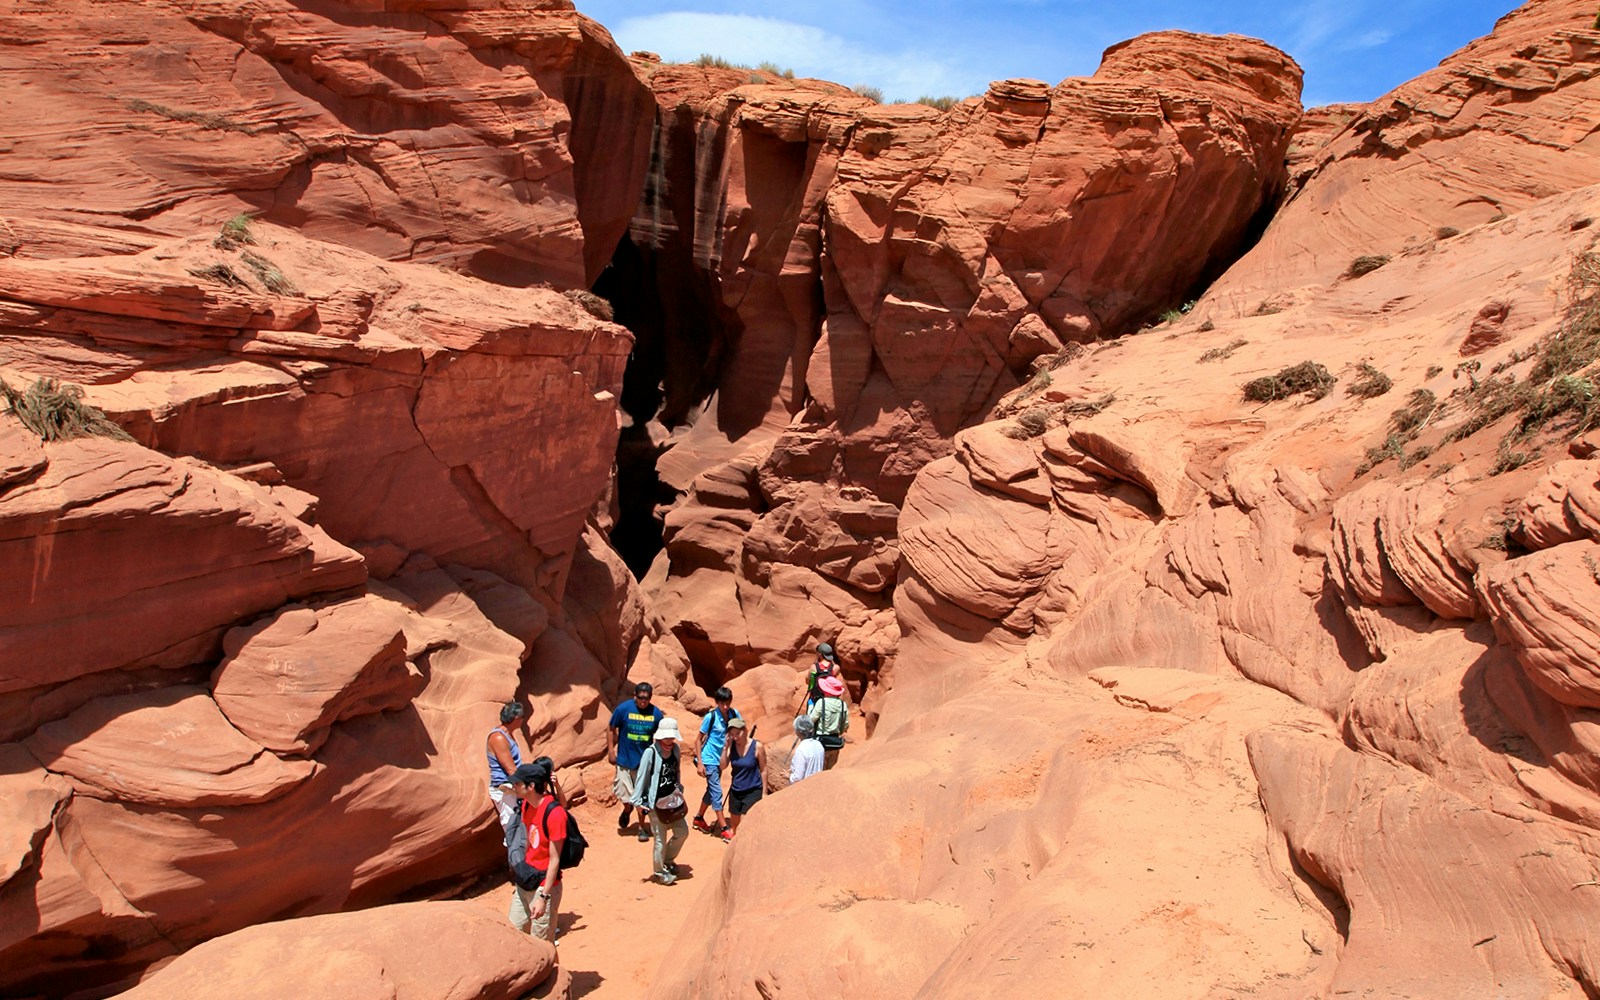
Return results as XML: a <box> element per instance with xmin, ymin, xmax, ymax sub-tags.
<box><xmin>612</xmin><ymin>12</ymin><xmax>990</xmax><ymax>100</ymax></box>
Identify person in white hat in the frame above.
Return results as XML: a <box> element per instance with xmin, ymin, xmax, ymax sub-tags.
<box><xmin>630</xmin><ymin>716</ymin><xmax>690</xmax><ymax>884</ymax></box>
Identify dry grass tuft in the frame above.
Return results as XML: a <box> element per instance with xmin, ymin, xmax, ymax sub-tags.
<box><xmin>1199</xmin><ymin>338</ymin><xmax>1247</xmax><ymax>363</ymax></box>
<box><xmin>1346</xmin><ymin>255</ymin><xmax>1392</xmax><ymax>278</ymax></box>
<box><xmin>1</xmin><ymin>377</ymin><xmax>132</xmax><ymax>443</ymax></box>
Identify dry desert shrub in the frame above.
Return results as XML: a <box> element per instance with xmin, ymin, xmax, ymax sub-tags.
<box><xmin>1345</xmin><ymin>254</ymin><xmax>1391</xmax><ymax>278</ymax></box>
<box><xmin>1242</xmin><ymin>361</ymin><xmax>1335</xmax><ymax>402</ymax></box>
<box><xmin>240</xmin><ymin>251</ymin><xmax>298</xmax><ymax>295</ymax></box>
<box><xmin>563</xmin><ymin>288</ymin><xmax>615</xmax><ymax>321</ymax></box>
<box><xmin>1</xmin><ymin>377</ymin><xmax>132</xmax><ymax>443</ymax></box>
<box><xmin>188</xmin><ymin>262</ymin><xmax>248</xmax><ymax>288</ymax></box>
<box><xmin>1199</xmin><ymin>338</ymin><xmax>1247</xmax><ymax>363</ymax></box>
<box><xmin>1346</xmin><ymin>362</ymin><xmax>1393</xmax><ymax>398</ymax></box>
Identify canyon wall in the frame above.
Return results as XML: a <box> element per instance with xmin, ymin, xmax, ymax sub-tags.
<box><xmin>0</xmin><ymin>2</ymin><xmax>661</xmax><ymax>994</ymax></box>
<box><xmin>653</xmin><ymin>1</ymin><xmax>1600</xmax><ymax>995</ymax></box>
<box><xmin>620</xmin><ymin>35</ymin><xmax>1303</xmax><ymax>704</ymax></box>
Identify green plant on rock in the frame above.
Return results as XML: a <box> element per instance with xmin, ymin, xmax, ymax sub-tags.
<box><xmin>1</xmin><ymin>377</ymin><xmax>132</xmax><ymax>443</ymax></box>
<box><xmin>215</xmin><ymin>213</ymin><xmax>256</xmax><ymax>250</ymax></box>
<box><xmin>851</xmin><ymin>84</ymin><xmax>883</xmax><ymax>103</ymax></box>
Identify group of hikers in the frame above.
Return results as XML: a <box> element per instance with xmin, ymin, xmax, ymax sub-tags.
<box><xmin>486</xmin><ymin>642</ymin><xmax>854</xmax><ymax>945</ymax></box>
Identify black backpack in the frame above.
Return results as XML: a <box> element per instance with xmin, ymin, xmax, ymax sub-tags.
<box><xmin>506</xmin><ymin>798</ymin><xmax>587</xmax><ymax>889</ymax></box>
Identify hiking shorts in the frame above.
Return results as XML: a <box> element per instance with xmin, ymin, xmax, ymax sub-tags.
<box><xmin>728</xmin><ymin>786</ymin><xmax>763</xmax><ymax>816</ymax></box>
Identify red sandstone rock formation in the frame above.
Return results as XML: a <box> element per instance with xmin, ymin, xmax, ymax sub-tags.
<box><xmin>0</xmin><ymin>5</ymin><xmax>657</xmax><ymax>989</ymax></box>
<box><xmin>116</xmin><ymin>901</ymin><xmax>560</xmax><ymax>1000</ymax></box>
<box><xmin>1209</xmin><ymin>0</ymin><xmax>1600</xmax><ymax>305</ymax></box>
<box><xmin>0</xmin><ymin>0</ymin><xmax>655</xmax><ymax>287</ymax></box>
<box><xmin>649</xmin><ymin>3</ymin><xmax>1600</xmax><ymax>996</ymax></box>
<box><xmin>626</xmin><ymin>32</ymin><xmax>1303</xmax><ymax>691</ymax></box>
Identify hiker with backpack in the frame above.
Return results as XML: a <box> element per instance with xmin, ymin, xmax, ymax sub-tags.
<box><xmin>505</xmin><ymin>758</ymin><xmax>587</xmax><ymax>943</ymax></box>
<box><xmin>797</xmin><ymin>642</ymin><xmax>842</xmax><ymax>714</ymax></box>
<box><xmin>631</xmin><ymin>717</ymin><xmax>690</xmax><ymax>884</ymax></box>
<box><xmin>692</xmin><ymin>687</ymin><xmax>742</xmax><ymax>840</ymax></box>
<box><xmin>723</xmin><ymin>717</ymin><xmax>766</xmax><ymax>841</ymax></box>
<box><xmin>807</xmin><ymin>675</ymin><xmax>850</xmax><ymax>770</ymax></box>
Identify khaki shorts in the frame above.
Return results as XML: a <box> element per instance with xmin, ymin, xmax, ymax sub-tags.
<box><xmin>613</xmin><ymin>765</ymin><xmax>637</xmax><ymax>803</ymax></box>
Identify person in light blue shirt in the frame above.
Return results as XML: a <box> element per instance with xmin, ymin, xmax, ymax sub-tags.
<box><xmin>691</xmin><ymin>687</ymin><xmax>741</xmax><ymax>838</ymax></box>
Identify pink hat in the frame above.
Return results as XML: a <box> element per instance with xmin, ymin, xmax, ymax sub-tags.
<box><xmin>818</xmin><ymin>675</ymin><xmax>846</xmax><ymax>698</ymax></box>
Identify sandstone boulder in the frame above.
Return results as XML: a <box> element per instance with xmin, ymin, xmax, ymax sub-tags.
<box><xmin>114</xmin><ymin>900</ymin><xmax>557</xmax><ymax>1000</ymax></box>
<box><xmin>1480</xmin><ymin>540</ymin><xmax>1600</xmax><ymax>708</ymax></box>
<box><xmin>212</xmin><ymin>596</ymin><xmax>422</xmax><ymax>757</ymax></box>
<box><xmin>0</xmin><ymin>436</ymin><xmax>366</xmax><ymax>698</ymax></box>
<box><xmin>23</xmin><ymin>687</ymin><xmax>313</xmax><ymax>808</ymax></box>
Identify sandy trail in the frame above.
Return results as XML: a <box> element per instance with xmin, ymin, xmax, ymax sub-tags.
<box><xmin>470</xmin><ymin>799</ymin><xmax>732</xmax><ymax>998</ymax></box>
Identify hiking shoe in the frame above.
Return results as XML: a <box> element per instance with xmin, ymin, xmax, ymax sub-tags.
<box><xmin>617</xmin><ymin>807</ymin><xmax>631</xmax><ymax>832</ymax></box>
<box><xmin>692</xmin><ymin>817</ymin><xmax>712</xmax><ymax>834</ymax></box>
<box><xmin>719</xmin><ymin>827</ymin><xmax>734</xmax><ymax>842</ymax></box>
<box><xmin>655</xmin><ymin>870</ymin><xmax>677</xmax><ymax>886</ymax></box>
<box><xmin>637</xmin><ymin>826</ymin><xmax>650</xmax><ymax>842</ymax></box>
<box><xmin>664</xmin><ymin>862</ymin><xmax>679</xmax><ymax>875</ymax></box>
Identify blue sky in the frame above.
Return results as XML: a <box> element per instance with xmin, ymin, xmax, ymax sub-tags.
<box><xmin>579</xmin><ymin>0</ymin><xmax>1515</xmax><ymax>107</ymax></box>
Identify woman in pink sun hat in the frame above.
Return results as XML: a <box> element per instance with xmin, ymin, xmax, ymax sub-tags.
<box><xmin>806</xmin><ymin>674</ymin><xmax>850</xmax><ymax>771</ymax></box>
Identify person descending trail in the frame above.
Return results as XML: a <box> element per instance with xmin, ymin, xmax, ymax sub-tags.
<box><xmin>631</xmin><ymin>717</ymin><xmax>690</xmax><ymax>885</ymax></box>
<box><xmin>724</xmin><ymin>718</ymin><xmax>766</xmax><ymax>841</ymax></box>
<box><xmin>607</xmin><ymin>682</ymin><xmax>663</xmax><ymax>842</ymax></box>
<box><xmin>506</xmin><ymin>760</ymin><xmax>569</xmax><ymax>945</ymax></box>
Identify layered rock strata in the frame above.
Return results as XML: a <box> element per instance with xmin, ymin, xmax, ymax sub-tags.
<box><xmin>0</xmin><ymin>0</ymin><xmax>655</xmax><ymax>287</ymax></box>
<box><xmin>650</xmin><ymin>3</ymin><xmax>1600</xmax><ymax>995</ymax></box>
<box><xmin>624</xmin><ymin>33</ymin><xmax>1304</xmax><ymax>693</ymax></box>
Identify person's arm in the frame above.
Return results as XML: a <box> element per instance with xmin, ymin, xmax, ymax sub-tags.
<box><xmin>807</xmin><ymin>700</ymin><xmax>822</xmax><ymax>725</ymax></box>
<box><xmin>757</xmin><ymin>742</ymin><xmax>768</xmax><ymax>793</ymax></box>
<box><xmin>605</xmin><ymin>709</ymin><xmax>620</xmax><ymax>766</ymax></box>
<box><xmin>488</xmin><ymin>729</ymin><xmax>517</xmax><ymax>780</ymax></box>
<box><xmin>550</xmin><ymin>773</ymin><xmax>569</xmax><ymax>809</ymax></box>
<box><xmin>839</xmin><ymin>700</ymin><xmax>850</xmax><ymax>734</ymax></box>
<box><xmin>533</xmin><ymin>809</ymin><xmax>565</xmax><ymax>920</ymax></box>
<box><xmin>695</xmin><ymin>716</ymin><xmax>710</xmax><ymax>774</ymax></box>
<box><xmin>631</xmin><ymin>747</ymin><xmax>655</xmax><ymax>809</ymax></box>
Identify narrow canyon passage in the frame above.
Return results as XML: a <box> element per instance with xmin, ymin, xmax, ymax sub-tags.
<box><xmin>6</xmin><ymin>1</ymin><xmax>1600</xmax><ymax>997</ymax></box>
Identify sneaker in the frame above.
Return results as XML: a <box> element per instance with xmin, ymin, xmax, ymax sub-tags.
<box><xmin>719</xmin><ymin>827</ymin><xmax>734</xmax><ymax>842</ymax></box>
<box><xmin>692</xmin><ymin>817</ymin><xmax>712</xmax><ymax>834</ymax></box>
<box><xmin>655</xmin><ymin>870</ymin><xmax>677</xmax><ymax>886</ymax></box>
<box><xmin>664</xmin><ymin>862</ymin><xmax>679</xmax><ymax>876</ymax></box>
<box><xmin>637</xmin><ymin>826</ymin><xmax>650</xmax><ymax>842</ymax></box>
<box><xmin>618</xmin><ymin>807</ymin><xmax>631</xmax><ymax>832</ymax></box>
